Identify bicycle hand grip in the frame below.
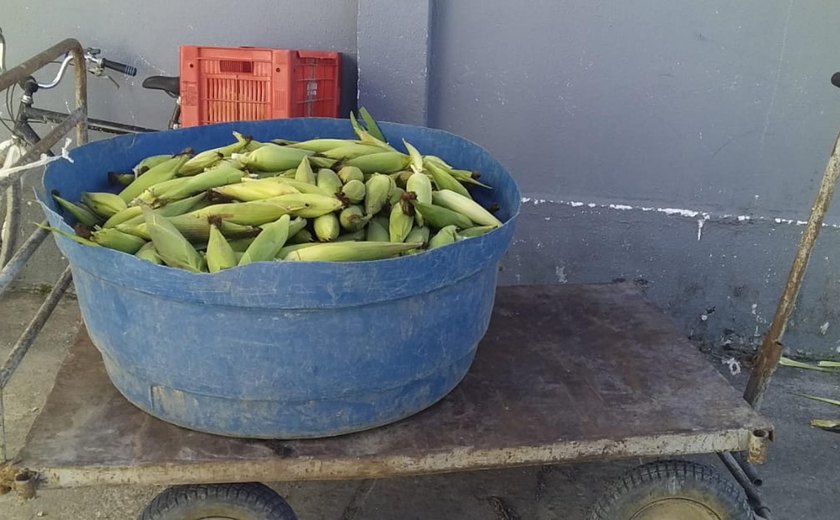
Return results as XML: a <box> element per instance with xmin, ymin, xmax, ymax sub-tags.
<box><xmin>102</xmin><ymin>58</ymin><xmax>137</xmax><ymax>76</ymax></box>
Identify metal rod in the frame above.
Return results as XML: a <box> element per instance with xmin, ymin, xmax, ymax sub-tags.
<box><xmin>72</xmin><ymin>42</ymin><xmax>88</xmax><ymax>146</ymax></box>
<box><xmin>0</xmin><ymin>224</ymin><xmax>48</xmax><ymax>297</ymax></box>
<box><xmin>718</xmin><ymin>452</ymin><xmax>772</xmax><ymax>519</ymax></box>
<box><xmin>737</xmin><ymin>452</ymin><xmax>763</xmax><ymax>486</ymax></box>
<box><xmin>0</xmin><ymin>266</ymin><xmax>72</xmax><ymax>389</ymax></box>
<box><xmin>744</xmin><ymin>131</ymin><xmax>840</xmax><ymax>410</ymax></box>
<box><xmin>0</xmin><ymin>181</ymin><xmax>21</xmax><ymax>266</ymax></box>
<box><xmin>0</xmin><ymin>107</ymin><xmax>85</xmax><ymax>191</ymax></box>
<box><xmin>0</xmin><ymin>387</ymin><xmax>5</xmax><ymax>462</ymax></box>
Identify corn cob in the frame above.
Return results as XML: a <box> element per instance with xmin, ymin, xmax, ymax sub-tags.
<box><xmin>339</xmin><ymin>205</ymin><xmax>368</xmax><ymax>232</ymax></box>
<box><xmin>340</xmin><ymin>179</ymin><xmax>366</xmax><ymax>204</ymax></box>
<box><xmin>152</xmin><ymin>166</ymin><xmax>244</xmax><ymax>205</ymax></box>
<box><xmin>227</xmin><ymin>236</ymin><xmax>256</xmax><ymax>253</ymax></box>
<box><xmin>276</xmin><ymin>242</ymin><xmax>319</xmax><ymax>259</ymax></box>
<box><xmin>239</xmin><ymin>214</ymin><xmax>291</xmax><ymax>266</ymax></box>
<box><xmin>81</xmin><ymin>192</ymin><xmax>127</xmax><ymax>219</ymax></box>
<box><xmin>425</xmin><ymin>155</ymin><xmax>493</xmax><ymax>189</ymax></box>
<box><xmin>294</xmin><ymin>156</ymin><xmax>316</xmax><ymax>184</ymax></box>
<box><xmin>288</xmin><ymin>138</ymin><xmax>355</xmax><ymax>152</ymax></box>
<box><xmin>53</xmin><ymin>193</ymin><xmax>103</xmax><ymax>227</ymax></box>
<box><xmin>284</xmin><ymin>241</ymin><xmax>422</xmax><ymax>262</ymax></box>
<box><xmin>429</xmin><ymin>225</ymin><xmax>459</xmax><ymax>249</ymax></box>
<box><xmin>119</xmin><ymin>153</ymin><xmax>191</xmax><ymax>203</ymax></box>
<box><xmin>309</xmin><ymin>156</ymin><xmax>339</xmax><ymax>169</ymax></box>
<box><xmin>157</xmin><ymin>191</ymin><xmax>212</xmax><ymax>216</ymax></box>
<box><xmin>288</xmin><ymin>216</ymin><xmax>308</xmax><ymax>237</ymax></box>
<box><xmin>134</xmin><ymin>241</ymin><xmax>162</xmax><ymax>265</ymax></box>
<box><xmin>405</xmin><ymin>226</ymin><xmax>430</xmax><ymax>247</ymax></box>
<box><xmin>365</xmin><ymin>217</ymin><xmax>389</xmax><ymax>242</ymax></box>
<box><xmin>180</xmin><ymin>135</ymin><xmax>248</xmax><ymax>176</ymax></box>
<box><xmin>344</xmin><ymin>151</ymin><xmax>410</xmax><ymax>174</ymax></box>
<box><xmin>406</xmin><ymin>172</ymin><xmax>432</xmax><ymax>226</ymax></box>
<box><xmin>267</xmin><ymin>193</ymin><xmax>344</xmax><ymax>218</ymax></box>
<box><xmin>334</xmin><ymin>229</ymin><xmax>367</xmax><ymax>242</ymax></box>
<box><xmin>212</xmin><ymin>180</ymin><xmax>300</xmax><ymax>202</ymax></box>
<box><xmin>389</xmin><ymin>199</ymin><xmax>414</xmax><ymax>243</ymax></box>
<box><xmin>364</xmin><ymin>173</ymin><xmax>395</xmax><ymax>216</ymax></box>
<box><xmin>108</xmin><ymin>172</ymin><xmax>137</xmax><ymax>187</ymax></box>
<box><xmin>313</xmin><ymin>213</ymin><xmax>340</xmax><ymax>242</ymax></box>
<box><xmin>392</xmin><ymin>170</ymin><xmax>413</xmax><ymax>189</ymax></box>
<box><xmin>458</xmin><ymin>225</ymin><xmax>496</xmax><ymax>238</ymax></box>
<box><xmin>118</xmin><ymin>215</ymin><xmax>259</xmax><ymax>242</ymax></box>
<box><xmin>424</xmin><ymin>158</ymin><xmax>471</xmax><ymax>199</ymax></box>
<box><xmin>103</xmin><ymin>205</ymin><xmax>144</xmax><ymax>228</ymax></box>
<box><xmin>116</xmin><ymin>192</ymin><xmax>210</xmax><ymax>229</ymax></box>
<box><xmin>402</xmin><ymin>139</ymin><xmax>424</xmax><ymax>173</ymax></box>
<box><xmin>287</xmin><ymin>229</ymin><xmax>315</xmax><ymax>244</ymax></box>
<box><xmin>338</xmin><ymin>165</ymin><xmax>365</xmax><ymax>184</ymax></box>
<box><xmin>189</xmin><ymin>200</ymin><xmax>302</xmax><ymax>226</ymax></box>
<box><xmin>206</xmin><ymin>222</ymin><xmax>238</xmax><ymax>272</ymax></box>
<box><xmin>410</xmin><ymin>200</ymin><xmax>474</xmax><ymax>230</ymax></box>
<box><xmin>262</xmin><ymin>177</ymin><xmax>333</xmax><ymax>196</ymax></box>
<box><xmin>316</xmin><ymin>168</ymin><xmax>343</xmax><ymax>194</ymax></box>
<box><xmin>90</xmin><ymin>228</ymin><xmax>147</xmax><ymax>254</ymax></box>
<box><xmin>323</xmin><ymin>143</ymin><xmax>384</xmax><ymax>160</ymax></box>
<box><xmin>141</xmin><ymin>205</ymin><xmax>205</xmax><ymax>272</ymax></box>
<box><xmin>133</xmin><ymin>154</ymin><xmax>173</xmax><ymax>175</ymax></box>
<box><xmin>432</xmin><ymin>190</ymin><xmax>502</xmax><ymax>227</ymax></box>
<box><xmin>233</xmin><ymin>144</ymin><xmax>313</xmax><ymax>172</ymax></box>
<box><xmin>389</xmin><ymin>187</ymin><xmax>406</xmax><ymax>206</ymax></box>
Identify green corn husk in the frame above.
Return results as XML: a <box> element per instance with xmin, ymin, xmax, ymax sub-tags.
<box><xmin>141</xmin><ymin>205</ymin><xmax>205</xmax><ymax>272</ymax></box>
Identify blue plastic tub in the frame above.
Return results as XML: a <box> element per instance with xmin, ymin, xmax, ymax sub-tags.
<box><xmin>38</xmin><ymin>119</ymin><xmax>521</xmax><ymax>439</ymax></box>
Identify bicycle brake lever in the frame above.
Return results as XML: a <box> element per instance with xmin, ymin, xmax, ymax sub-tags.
<box><xmin>103</xmin><ymin>73</ymin><xmax>120</xmax><ymax>89</ymax></box>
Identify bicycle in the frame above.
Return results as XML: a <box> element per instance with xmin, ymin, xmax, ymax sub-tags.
<box><xmin>0</xmin><ymin>27</ymin><xmax>182</xmax><ymax>265</ymax></box>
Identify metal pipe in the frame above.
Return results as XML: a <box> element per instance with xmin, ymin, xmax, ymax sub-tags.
<box><xmin>744</xmin><ymin>130</ymin><xmax>840</xmax><ymax>410</ymax></box>
<box><xmin>72</xmin><ymin>43</ymin><xmax>88</xmax><ymax>146</ymax></box>
<box><xmin>0</xmin><ymin>224</ymin><xmax>48</xmax><ymax>297</ymax></box>
<box><xmin>737</xmin><ymin>452</ymin><xmax>763</xmax><ymax>486</ymax></box>
<box><xmin>0</xmin><ymin>181</ymin><xmax>21</xmax><ymax>266</ymax></box>
<box><xmin>0</xmin><ymin>107</ymin><xmax>85</xmax><ymax>191</ymax></box>
<box><xmin>0</xmin><ymin>387</ymin><xmax>5</xmax><ymax>462</ymax></box>
<box><xmin>0</xmin><ymin>27</ymin><xmax>6</xmax><ymax>74</ymax></box>
<box><xmin>719</xmin><ymin>452</ymin><xmax>772</xmax><ymax>519</ymax></box>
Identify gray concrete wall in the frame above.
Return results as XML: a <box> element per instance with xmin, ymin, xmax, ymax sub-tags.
<box><xmin>6</xmin><ymin>1</ymin><xmax>840</xmax><ymax>357</ymax></box>
<box><xmin>2</xmin><ymin>0</ymin><xmax>358</xmax><ymax>288</ymax></box>
<box><xmin>428</xmin><ymin>1</ymin><xmax>840</xmax><ymax>358</ymax></box>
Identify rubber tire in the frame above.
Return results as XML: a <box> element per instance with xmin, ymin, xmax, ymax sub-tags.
<box><xmin>589</xmin><ymin>460</ymin><xmax>753</xmax><ymax>520</ymax></box>
<box><xmin>138</xmin><ymin>482</ymin><xmax>297</xmax><ymax>520</ymax></box>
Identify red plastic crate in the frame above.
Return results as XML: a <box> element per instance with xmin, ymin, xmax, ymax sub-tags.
<box><xmin>179</xmin><ymin>46</ymin><xmax>341</xmax><ymax>127</ymax></box>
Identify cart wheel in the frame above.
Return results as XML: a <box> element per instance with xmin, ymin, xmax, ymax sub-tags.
<box><xmin>138</xmin><ymin>482</ymin><xmax>297</xmax><ymax>520</ymax></box>
<box><xmin>589</xmin><ymin>460</ymin><xmax>753</xmax><ymax>520</ymax></box>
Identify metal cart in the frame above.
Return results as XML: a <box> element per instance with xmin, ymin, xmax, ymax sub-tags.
<box><xmin>4</xmin><ymin>284</ymin><xmax>772</xmax><ymax>519</ymax></box>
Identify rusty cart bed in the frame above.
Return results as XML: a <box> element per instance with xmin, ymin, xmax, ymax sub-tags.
<box><xmin>7</xmin><ymin>284</ymin><xmax>773</xmax><ymax>518</ymax></box>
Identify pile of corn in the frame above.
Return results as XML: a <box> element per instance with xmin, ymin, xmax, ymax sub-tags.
<box><xmin>47</xmin><ymin>110</ymin><xmax>503</xmax><ymax>273</ymax></box>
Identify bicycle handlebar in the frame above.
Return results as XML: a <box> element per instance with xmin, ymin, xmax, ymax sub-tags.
<box><xmin>101</xmin><ymin>58</ymin><xmax>136</xmax><ymax>76</ymax></box>
<box><xmin>36</xmin><ymin>48</ymin><xmax>135</xmax><ymax>90</ymax></box>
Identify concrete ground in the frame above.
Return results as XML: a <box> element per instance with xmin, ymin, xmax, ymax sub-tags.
<box><xmin>1</xmin><ymin>291</ymin><xmax>839</xmax><ymax>520</ymax></box>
